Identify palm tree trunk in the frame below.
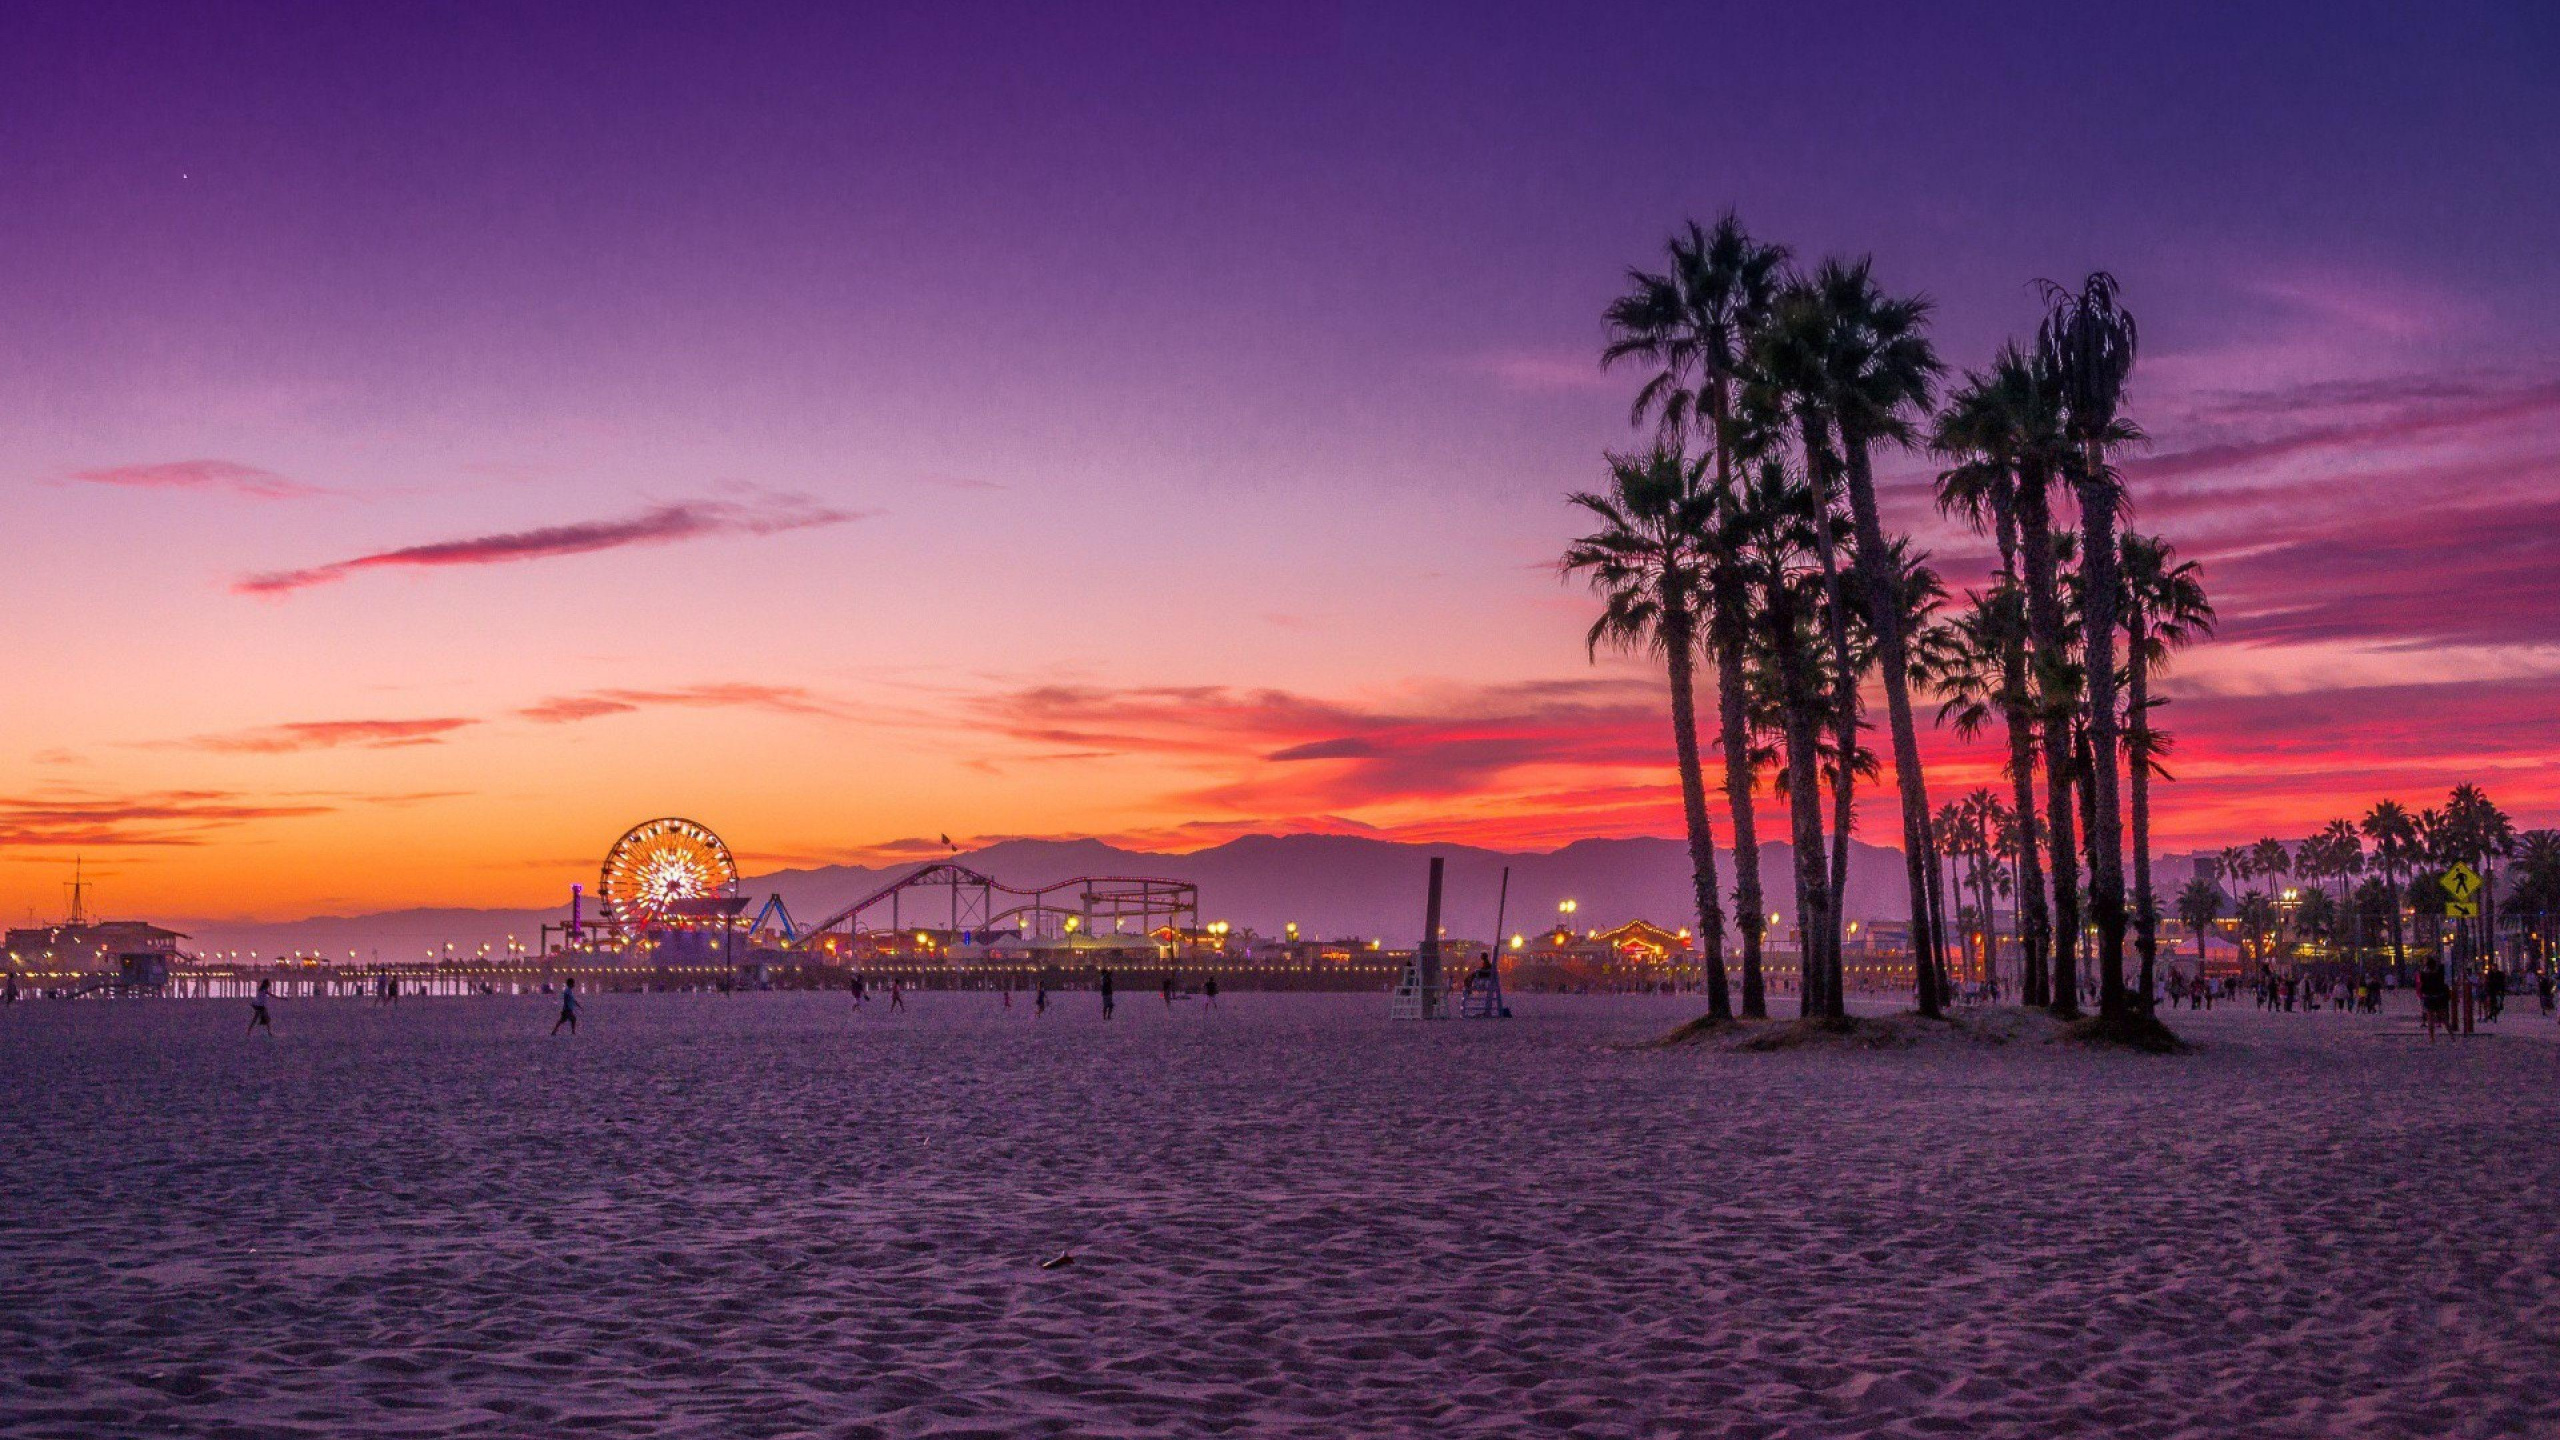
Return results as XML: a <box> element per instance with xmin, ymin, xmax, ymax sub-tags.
<box><xmin>1840</xmin><ymin>439</ymin><xmax>1944</xmax><ymax>1017</ymax></box>
<box><xmin>1661</xmin><ymin>594</ymin><xmax>1732</xmax><ymax>1020</ymax></box>
<box><xmin>2016</xmin><ymin>473</ymin><xmax>2080</xmax><ymax>1016</ymax></box>
<box><xmin>1710</xmin><ymin>585</ymin><xmax>1768</xmax><ymax>1019</ymax></box>
<box><xmin>2127</xmin><ymin>598</ymin><xmax>2160</xmax><ymax>1017</ymax></box>
<box><xmin>1766</xmin><ymin>576</ymin><xmax>1839</xmax><ymax>1020</ymax></box>
<box><xmin>2387</xmin><ymin>861</ymin><xmax>2406</xmax><ymax>972</ymax></box>
<box><xmin>1799</xmin><ymin>415</ymin><xmax>1860</xmax><ymax>984</ymax></box>
<box><xmin>1779</xmin><ymin>696</ymin><xmax>1834</xmax><ymax>1019</ymax></box>
<box><xmin>1990</xmin><ymin>503</ymin><xmax>2048</xmax><ymax>1006</ymax></box>
<box><xmin>2003</xmin><ymin>691</ymin><xmax>2049</xmax><ymax>1006</ymax></box>
<box><xmin>1924</xmin><ymin>824</ymin><xmax>1953</xmax><ymax>1008</ymax></box>
<box><xmin>2077</xmin><ymin>459</ymin><xmax>2131</xmax><ymax>1022</ymax></box>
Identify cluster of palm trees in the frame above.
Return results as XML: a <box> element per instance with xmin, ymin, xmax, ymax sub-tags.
<box><xmin>1565</xmin><ymin>213</ymin><xmax>2212</xmax><ymax>1031</ymax></box>
<box><xmin>2173</xmin><ymin>784</ymin><xmax>2551</xmax><ymax>970</ymax></box>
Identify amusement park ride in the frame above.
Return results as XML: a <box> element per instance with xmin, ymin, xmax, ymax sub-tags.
<box><xmin>546</xmin><ymin>817</ymin><xmax>1204</xmax><ymax>965</ymax></box>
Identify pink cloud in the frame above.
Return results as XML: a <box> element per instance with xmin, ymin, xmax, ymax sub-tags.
<box><xmin>169</xmin><ymin>718</ymin><xmax>480</xmax><ymax>754</ymax></box>
<box><xmin>1460</xmin><ymin>348</ymin><xmax>1619</xmax><ymax>394</ymax></box>
<box><xmin>70</xmin><ymin>459</ymin><xmax>326</xmax><ymax>499</ymax></box>
<box><xmin>975</xmin><ymin>677</ymin><xmax>1673</xmax><ymax>814</ymax></box>
<box><xmin>236</xmin><ymin>495</ymin><xmax>866</xmax><ymax>595</ymax></box>
<box><xmin>519</xmin><ymin>682</ymin><xmax>847</xmax><ymax>724</ymax></box>
<box><xmin>0</xmin><ymin>789</ymin><xmax>336</xmax><ymax>848</ymax></box>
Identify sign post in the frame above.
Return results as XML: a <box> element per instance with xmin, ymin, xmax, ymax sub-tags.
<box><xmin>2441</xmin><ymin>864</ymin><xmax>2484</xmax><ymax>1036</ymax></box>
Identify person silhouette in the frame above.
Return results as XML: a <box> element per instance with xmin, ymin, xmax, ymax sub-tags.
<box><xmin>247</xmin><ymin>978</ymin><xmax>274</xmax><ymax>1036</ymax></box>
<box><xmin>1100</xmin><ymin>968</ymin><xmax>1115</xmax><ymax>1020</ymax></box>
<box><xmin>552</xmin><ymin>975</ymin><xmax>581</xmax><ymax>1036</ymax></box>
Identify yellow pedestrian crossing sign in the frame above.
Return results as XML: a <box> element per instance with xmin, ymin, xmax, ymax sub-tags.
<box><xmin>2441</xmin><ymin>862</ymin><xmax>2483</xmax><ymax>902</ymax></box>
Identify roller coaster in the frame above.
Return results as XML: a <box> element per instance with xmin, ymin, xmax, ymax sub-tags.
<box><xmin>782</xmin><ymin>862</ymin><xmax>1200</xmax><ymax>951</ymax></box>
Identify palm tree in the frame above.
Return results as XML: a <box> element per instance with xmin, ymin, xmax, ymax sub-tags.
<box><xmin>2250</xmin><ymin>838</ymin><xmax>2294</xmax><ymax>891</ymax></box>
<box><xmin>2117</xmin><ymin>531</ymin><xmax>2212</xmax><ymax>1011</ymax></box>
<box><xmin>1956</xmin><ymin>789</ymin><xmax>2010</xmax><ymax>989</ymax></box>
<box><xmin>1918</xmin><ymin>594</ymin><xmax>2040</xmax><ymax>1003</ymax></box>
<box><xmin>1932</xmin><ymin>352</ymin><xmax>2055</xmax><ymax>1006</ymax></box>
<box><xmin>1935</xmin><ymin>799</ymin><xmax>1970</xmax><ymax>985</ymax></box>
<box><xmin>2176</xmin><ymin>873</ymin><xmax>2223</xmax><ymax>965</ymax></box>
<box><xmin>1984</xmin><ymin>350</ymin><xmax>2083</xmax><ymax>1014</ymax></box>
<box><xmin>2218</xmin><ymin>843</ymin><xmax>2252</xmax><ymax>897</ymax></box>
<box><xmin>1606</xmin><ymin>215</ymin><xmax>1790</xmax><ymax>1020</ymax></box>
<box><xmin>1752</xmin><ymin>289</ymin><xmax>1865</xmax><ymax>973</ymax></box>
<box><xmin>2039</xmin><ymin>273</ymin><xmax>2144</xmax><ymax>1023</ymax></box>
<box><xmin>1563</xmin><ymin>446</ymin><xmax>1731</xmax><ymax>1019</ymax></box>
<box><xmin>2443</xmin><ymin>783</ymin><xmax>2515</xmax><ymax>967</ymax></box>
<box><xmin>2510</xmin><ymin>831</ymin><xmax>2560</xmax><ymax>947</ymax></box>
<box><xmin>2361</xmin><ymin>800</ymin><xmax>2418</xmax><ymax>969</ymax></box>
<box><xmin>2307</xmin><ymin>819</ymin><xmax>2364</xmax><ymax>958</ymax></box>
<box><xmin>1739</xmin><ymin>458</ymin><xmax>1847</xmax><ymax>1018</ymax></box>
<box><xmin>2236</xmin><ymin>890</ymin><xmax>2280</xmax><ymax>966</ymax></box>
<box><xmin>1769</xmin><ymin>258</ymin><xmax>1948</xmax><ymax>1017</ymax></box>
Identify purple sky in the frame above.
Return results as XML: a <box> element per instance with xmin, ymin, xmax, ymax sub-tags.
<box><xmin>3</xmin><ymin>2</ymin><xmax>2557</xmax><ymax>916</ymax></box>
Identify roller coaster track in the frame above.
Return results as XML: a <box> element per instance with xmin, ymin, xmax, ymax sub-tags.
<box><xmin>786</xmin><ymin>862</ymin><xmax>1198</xmax><ymax>949</ymax></box>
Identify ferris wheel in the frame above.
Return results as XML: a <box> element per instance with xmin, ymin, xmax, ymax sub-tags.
<box><xmin>598</xmin><ymin>817</ymin><xmax>739</xmax><ymax>928</ymax></box>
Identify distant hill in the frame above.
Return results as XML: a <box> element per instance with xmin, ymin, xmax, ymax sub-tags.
<box><xmin>175</xmin><ymin>832</ymin><xmax>2208</xmax><ymax>960</ymax></box>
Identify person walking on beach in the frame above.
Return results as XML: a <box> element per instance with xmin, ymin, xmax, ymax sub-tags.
<box><xmin>1161</xmin><ymin>972</ymin><xmax>1176</xmax><ymax>1009</ymax></box>
<box><xmin>889</xmin><ymin>980</ymin><xmax>905</xmax><ymax>1012</ymax></box>
<box><xmin>552</xmin><ymin>975</ymin><xmax>581</xmax><ymax>1036</ymax></box>
<box><xmin>1035</xmin><ymin>978</ymin><xmax>1049</xmax><ymax>1016</ymax></box>
<box><xmin>2537</xmin><ymin>967</ymin><xmax>2554</xmax><ymax>1017</ymax></box>
<box><xmin>1203</xmin><ymin>976</ymin><xmax>1218</xmax><ymax>1009</ymax></box>
<box><xmin>247</xmin><ymin>978</ymin><xmax>275</xmax><ymax>1036</ymax></box>
<box><xmin>2418</xmin><ymin>964</ymin><xmax>2450</xmax><ymax>1040</ymax></box>
<box><xmin>1099</xmin><ymin>967</ymin><xmax>1115</xmax><ymax>1020</ymax></box>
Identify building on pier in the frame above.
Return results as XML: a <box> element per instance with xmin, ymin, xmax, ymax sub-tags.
<box><xmin>5</xmin><ymin>920</ymin><xmax>187</xmax><ymax>979</ymax></box>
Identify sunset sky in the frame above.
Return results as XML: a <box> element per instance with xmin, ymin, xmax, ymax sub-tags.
<box><xmin>5</xmin><ymin>2</ymin><xmax>2556</xmax><ymax>921</ymax></box>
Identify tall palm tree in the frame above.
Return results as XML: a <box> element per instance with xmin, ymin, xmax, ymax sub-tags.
<box><xmin>1932</xmin><ymin>351</ymin><xmax>2054</xmax><ymax>1006</ymax></box>
<box><xmin>1771</xmin><ymin>258</ymin><xmax>1948</xmax><ymax>1017</ymax></box>
<box><xmin>2039</xmin><ymin>272</ymin><xmax>2144</xmax><ymax>1024</ymax></box>
<box><xmin>1562</xmin><ymin>446</ymin><xmax>1731</xmax><ymax>1019</ymax></box>
<box><xmin>1988</xmin><ymin>351</ymin><xmax>2083</xmax><ymax>1013</ymax></box>
<box><xmin>1752</xmin><ymin>294</ymin><xmax>1863</xmax><ymax>972</ymax></box>
<box><xmin>2361</xmin><ymin>800</ymin><xmax>2418</xmax><ymax>969</ymax></box>
<box><xmin>1739</xmin><ymin>458</ymin><xmax>1847</xmax><ymax>1018</ymax></box>
<box><xmin>1605</xmin><ymin>215</ymin><xmax>1790</xmax><ymax>1020</ymax></box>
<box><xmin>2117</xmin><ymin>532</ymin><xmax>2212</xmax><ymax>1010</ymax></box>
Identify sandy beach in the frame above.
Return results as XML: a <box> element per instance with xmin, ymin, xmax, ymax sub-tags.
<box><xmin>2</xmin><ymin>991</ymin><xmax>2553</xmax><ymax>1438</ymax></box>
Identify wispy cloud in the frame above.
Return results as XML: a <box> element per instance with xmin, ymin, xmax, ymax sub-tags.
<box><xmin>0</xmin><ymin>789</ymin><xmax>336</xmax><ymax>848</ymax></box>
<box><xmin>162</xmin><ymin>717</ymin><xmax>480</xmax><ymax>754</ymax></box>
<box><xmin>518</xmin><ymin>682</ymin><xmax>848</xmax><ymax>724</ymax></box>
<box><xmin>974</xmin><ymin>676</ymin><xmax>1669</xmax><ymax>813</ymax></box>
<box><xmin>70</xmin><ymin>459</ymin><xmax>327</xmax><ymax>500</ymax></box>
<box><xmin>2129</xmin><ymin>377</ymin><xmax>2560</xmax><ymax>485</ymax></box>
<box><xmin>1460</xmin><ymin>348</ymin><xmax>1619</xmax><ymax>395</ymax></box>
<box><xmin>236</xmin><ymin>494</ymin><xmax>866</xmax><ymax>595</ymax></box>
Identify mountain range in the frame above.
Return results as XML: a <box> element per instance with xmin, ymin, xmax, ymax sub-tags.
<box><xmin>167</xmin><ymin>833</ymin><xmax>2208</xmax><ymax>961</ymax></box>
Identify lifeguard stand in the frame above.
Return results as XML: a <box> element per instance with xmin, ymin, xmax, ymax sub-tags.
<box><xmin>1458</xmin><ymin>864</ymin><xmax>1512</xmax><ymax>1018</ymax></box>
